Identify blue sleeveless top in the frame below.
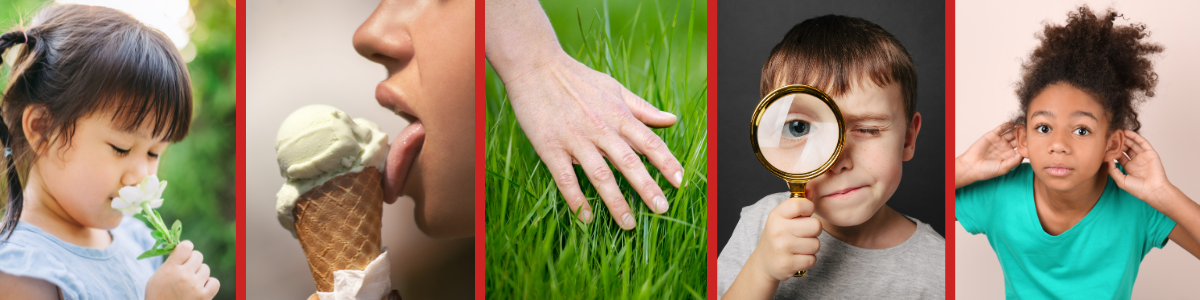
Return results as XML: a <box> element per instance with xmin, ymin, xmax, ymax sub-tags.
<box><xmin>0</xmin><ymin>217</ymin><xmax>162</xmax><ymax>300</ymax></box>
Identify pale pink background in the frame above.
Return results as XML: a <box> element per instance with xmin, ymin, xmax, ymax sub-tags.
<box><xmin>955</xmin><ymin>0</ymin><xmax>1200</xmax><ymax>298</ymax></box>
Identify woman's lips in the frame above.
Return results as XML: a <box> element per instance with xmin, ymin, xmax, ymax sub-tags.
<box><xmin>821</xmin><ymin>186</ymin><xmax>865</xmax><ymax>199</ymax></box>
<box><xmin>1044</xmin><ymin>163</ymin><xmax>1073</xmax><ymax>177</ymax></box>
<box><xmin>384</xmin><ymin>120</ymin><xmax>425</xmax><ymax>203</ymax></box>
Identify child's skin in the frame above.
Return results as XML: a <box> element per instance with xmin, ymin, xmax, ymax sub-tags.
<box><xmin>353</xmin><ymin>0</ymin><xmax>475</xmax><ymax>239</ymax></box>
<box><xmin>956</xmin><ymin>83</ymin><xmax>1200</xmax><ymax>259</ymax></box>
<box><xmin>725</xmin><ymin>80</ymin><xmax>922</xmax><ymax>299</ymax></box>
<box><xmin>0</xmin><ymin>109</ymin><xmax>218</xmax><ymax>300</ymax></box>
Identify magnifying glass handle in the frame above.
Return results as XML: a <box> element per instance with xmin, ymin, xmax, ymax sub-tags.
<box><xmin>787</xmin><ymin>181</ymin><xmax>810</xmax><ymax>278</ymax></box>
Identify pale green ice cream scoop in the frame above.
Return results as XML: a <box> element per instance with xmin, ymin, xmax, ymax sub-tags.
<box><xmin>274</xmin><ymin>104</ymin><xmax>388</xmax><ymax>237</ymax></box>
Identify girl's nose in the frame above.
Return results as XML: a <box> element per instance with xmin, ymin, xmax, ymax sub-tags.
<box><xmin>121</xmin><ymin>160</ymin><xmax>148</xmax><ymax>186</ymax></box>
<box><xmin>1047</xmin><ymin>132</ymin><xmax>1070</xmax><ymax>154</ymax></box>
<box><xmin>352</xmin><ymin>5</ymin><xmax>415</xmax><ymax>75</ymax></box>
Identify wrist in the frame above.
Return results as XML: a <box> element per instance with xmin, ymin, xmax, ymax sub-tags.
<box><xmin>954</xmin><ymin>157</ymin><xmax>974</xmax><ymax>188</ymax></box>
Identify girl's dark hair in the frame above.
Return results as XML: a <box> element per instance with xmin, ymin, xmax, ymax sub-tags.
<box><xmin>1014</xmin><ymin>5</ymin><xmax>1162</xmax><ymax>133</ymax></box>
<box><xmin>0</xmin><ymin>4</ymin><xmax>193</xmax><ymax>240</ymax></box>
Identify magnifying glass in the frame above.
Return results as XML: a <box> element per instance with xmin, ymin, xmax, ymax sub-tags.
<box><xmin>749</xmin><ymin>84</ymin><xmax>846</xmax><ymax>278</ymax></box>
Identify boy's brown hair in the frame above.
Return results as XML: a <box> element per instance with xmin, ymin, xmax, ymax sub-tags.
<box><xmin>761</xmin><ymin>15</ymin><xmax>917</xmax><ymax>123</ymax></box>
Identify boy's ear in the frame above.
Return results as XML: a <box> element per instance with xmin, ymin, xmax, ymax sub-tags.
<box><xmin>901</xmin><ymin>112</ymin><xmax>921</xmax><ymax>161</ymax></box>
<box><xmin>1015</xmin><ymin>124</ymin><xmax>1029</xmax><ymax>158</ymax></box>
<box><xmin>21</xmin><ymin>105</ymin><xmax>50</xmax><ymax>154</ymax></box>
<box><xmin>1103</xmin><ymin>129</ymin><xmax>1127</xmax><ymax>162</ymax></box>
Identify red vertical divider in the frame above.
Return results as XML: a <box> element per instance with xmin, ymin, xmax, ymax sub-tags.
<box><xmin>945</xmin><ymin>0</ymin><xmax>956</xmax><ymax>298</ymax></box>
<box><xmin>707</xmin><ymin>0</ymin><xmax>719</xmax><ymax>297</ymax></box>
<box><xmin>475</xmin><ymin>0</ymin><xmax>486</xmax><ymax>299</ymax></box>
<box><xmin>236</xmin><ymin>0</ymin><xmax>246</xmax><ymax>299</ymax></box>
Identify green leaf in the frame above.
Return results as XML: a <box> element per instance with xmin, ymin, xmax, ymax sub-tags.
<box><xmin>171</xmin><ymin>220</ymin><xmax>182</xmax><ymax>243</ymax></box>
<box><xmin>150</xmin><ymin>230</ymin><xmax>163</xmax><ymax>241</ymax></box>
<box><xmin>137</xmin><ymin>247</ymin><xmax>174</xmax><ymax>260</ymax></box>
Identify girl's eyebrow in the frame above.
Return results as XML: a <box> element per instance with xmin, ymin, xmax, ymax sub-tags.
<box><xmin>1030</xmin><ymin>110</ymin><xmax>1097</xmax><ymax>122</ymax></box>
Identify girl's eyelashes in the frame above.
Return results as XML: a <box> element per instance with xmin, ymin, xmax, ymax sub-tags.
<box><xmin>1073</xmin><ymin>126</ymin><xmax>1091</xmax><ymax>136</ymax></box>
<box><xmin>110</xmin><ymin>144</ymin><xmax>130</xmax><ymax>156</ymax></box>
<box><xmin>148</xmin><ymin>151</ymin><xmax>159</xmax><ymax>158</ymax></box>
<box><xmin>1035</xmin><ymin>124</ymin><xmax>1052</xmax><ymax>134</ymax></box>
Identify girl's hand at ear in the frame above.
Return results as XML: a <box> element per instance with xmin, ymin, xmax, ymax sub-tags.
<box><xmin>1107</xmin><ymin>130</ymin><xmax>1174</xmax><ymax>207</ymax></box>
<box><xmin>146</xmin><ymin>241</ymin><xmax>220</xmax><ymax>300</ymax></box>
<box><xmin>955</xmin><ymin>122</ymin><xmax>1023</xmax><ymax>188</ymax></box>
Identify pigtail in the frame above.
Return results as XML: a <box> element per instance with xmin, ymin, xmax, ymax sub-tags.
<box><xmin>0</xmin><ymin>30</ymin><xmax>33</xmax><ymax>241</ymax></box>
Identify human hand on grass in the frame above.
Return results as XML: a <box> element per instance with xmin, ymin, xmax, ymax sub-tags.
<box><xmin>146</xmin><ymin>241</ymin><xmax>220</xmax><ymax>300</ymax></box>
<box><xmin>1107</xmin><ymin>130</ymin><xmax>1175</xmax><ymax>207</ymax></box>
<box><xmin>486</xmin><ymin>0</ymin><xmax>684</xmax><ymax>230</ymax></box>
<box><xmin>956</xmin><ymin>122</ymin><xmax>1023</xmax><ymax>188</ymax></box>
<box><xmin>745</xmin><ymin>197</ymin><xmax>821</xmax><ymax>282</ymax></box>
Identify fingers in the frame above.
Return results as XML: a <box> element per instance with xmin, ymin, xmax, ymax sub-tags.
<box><xmin>574</xmin><ymin>150</ymin><xmax>636</xmax><ymax>230</ymax></box>
<box><xmin>787</xmin><ymin>236</ymin><xmax>821</xmax><ymax>255</ymax></box>
<box><xmin>786</xmin><ymin>216</ymin><xmax>823</xmax><ymax>238</ymax></box>
<box><xmin>202</xmin><ymin>277</ymin><xmax>220</xmax><ymax>299</ymax></box>
<box><xmin>183</xmin><ymin>249</ymin><xmax>204</xmax><ymax>273</ymax></box>
<box><xmin>621</xmin><ymin>122</ymin><xmax>685</xmax><ymax>188</ymax></box>
<box><xmin>598</xmin><ymin>142</ymin><xmax>669</xmax><ymax>214</ymax></box>
<box><xmin>1108</xmin><ymin>160</ymin><xmax>1127</xmax><ymax>182</ymax></box>
<box><xmin>542</xmin><ymin>149</ymin><xmax>594</xmax><ymax>223</ymax></box>
<box><xmin>774</xmin><ymin>197</ymin><xmax>815</xmax><ymax>220</ymax></box>
<box><xmin>620</xmin><ymin>88</ymin><xmax>677</xmax><ymax>128</ymax></box>
<box><xmin>786</xmin><ymin>254</ymin><xmax>817</xmax><ymax>275</ymax></box>
<box><xmin>166</xmin><ymin>240</ymin><xmax>194</xmax><ymax>266</ymax></box>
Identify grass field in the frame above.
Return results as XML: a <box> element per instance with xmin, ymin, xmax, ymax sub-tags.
<box><xmin>484</xmin><ymin>0</ymin><xmax>708</xmax><ymax>298</ymax></box>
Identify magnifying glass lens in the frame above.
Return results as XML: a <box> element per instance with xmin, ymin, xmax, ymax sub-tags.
<box><xmin>756</xmin><ymin>93</ymin><xmax>839</xmax><ymax>174</ymax></box>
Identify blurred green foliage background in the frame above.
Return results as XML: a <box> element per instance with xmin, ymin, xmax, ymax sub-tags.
<box><xmin>0</xmin><ymin>1</ymin><xmax>236</xmax><ymax>299</ymax></box>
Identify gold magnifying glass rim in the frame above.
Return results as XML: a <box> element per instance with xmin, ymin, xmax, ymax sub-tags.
<box><xmin>749</xmin><ymin>84</ymin><xmax>847</xmax><ymax>182</ymax></box>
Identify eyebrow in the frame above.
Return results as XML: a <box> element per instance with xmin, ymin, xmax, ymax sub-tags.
<box><xmin>844</xmin><ymin>113</ymin><xmax>892</xmax><ymax>123</ymax></box>
<box><xmin>1029</xmin><ymin>110</ymin><xmax>1097</xmax><ymax>121</ymax></box>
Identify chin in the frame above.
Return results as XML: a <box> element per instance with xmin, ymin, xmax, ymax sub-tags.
<box><xmin>408</xmin><ymin>164</ymin><xmax>474</xmax><ymax>239</ymax></box>
<box><xmin>814</xmin><ymin>201</ymin><xmax>881</xmax><ymax>227</ymax></box>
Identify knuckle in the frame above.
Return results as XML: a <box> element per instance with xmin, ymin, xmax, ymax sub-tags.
<box><xmin>620</xmin><ymin>152</ymin><xmax>643</xmax><ymax>169</ymax></box>
<box><xmin>638</xmin><ymin>180</ymin><xmax>659</xmax><ymax>196</ymax></box>
<box><xmin>643</xmin><ymin>133</ymin><xmax>664</xmax><ymax>152</ymax></box>
<box><xmin>590</xmin><ymin>166</ymin><xmax>613</xmax><ymax>183</ymax></box>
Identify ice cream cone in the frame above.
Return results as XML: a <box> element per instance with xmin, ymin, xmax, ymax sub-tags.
<box><xmin>293</xmin><ymin>167</ymin><xmax>385</xmax><ymax>293</ymax></box>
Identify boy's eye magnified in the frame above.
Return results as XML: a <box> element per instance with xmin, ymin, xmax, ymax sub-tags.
<box><xmin>785</xmin><ymin>119</ymin><xmax>811</xmax><ymax>138</ymax></box>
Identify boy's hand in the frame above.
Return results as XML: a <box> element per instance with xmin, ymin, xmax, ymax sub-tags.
<box><xmin>956</xmin><ymin>122</ymin><xmax>1023</xmax><ymax>188</ymax></box>
<box><xmin>1107</xmin><ymin>130</ymin><xmax>1174</xmax><ymax>207</ymax></box>
<box><xmin>746</xmin><ymin>197</ymin><xmax>822</xmax><ymax>282</ymax></box>
<box><xmin>146</xmin><ymin>241</ymin><xmax>220</xmax><ymax>300</ymax></box>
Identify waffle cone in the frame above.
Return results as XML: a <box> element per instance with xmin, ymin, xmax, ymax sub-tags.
<box><xmin>293</xmin><ymin>167</ymin><xmax>385</xmax><ymax>293</ymax></box>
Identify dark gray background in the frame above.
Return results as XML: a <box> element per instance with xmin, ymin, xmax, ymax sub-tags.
<box><xmin>717</xmin><ymin>0</ymin><xmax>945</xmax><ymax>254</ymax></box>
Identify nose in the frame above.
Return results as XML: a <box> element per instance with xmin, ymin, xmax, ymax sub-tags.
<box><xmin>121</xmin><ymin>159</ymin><xmax>149</xmax><ymax>187</ymax></box>
<box><xmin>825</xmin><ymin>137</ymin><xmax>855</xmax><ymax>175</ymax></box>
<box><xmin>352</xmin><ymin>5</ymin><xmax>415</xmax><ymax>75</ymax></box>
<box><xmin>1047</xmin><ymin>131</ymin><xmax>1070</xmax><ymax>155</ymax></box>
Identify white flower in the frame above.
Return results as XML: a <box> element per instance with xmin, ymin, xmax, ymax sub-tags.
<box><xmin>111</xmin><ymin>175</ymin><xmax>168</xmax><ymax>218</ymax></box>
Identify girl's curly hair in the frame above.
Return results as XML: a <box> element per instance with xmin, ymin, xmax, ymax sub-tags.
<box><xmin>1014</xmin><ymin>5</ymin><xmax>1162</xmax><ymax>133</ymax></box>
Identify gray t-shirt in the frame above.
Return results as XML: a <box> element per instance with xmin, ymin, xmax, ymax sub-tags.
<box><xmin>718</xmin><ymin>192</ymin><xmax>945</xmax><ymax>299</ymax></box>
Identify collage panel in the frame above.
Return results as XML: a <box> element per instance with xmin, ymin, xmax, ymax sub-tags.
<box><xmin>954</xmin><ymin>1</ymin><xmax>1200</xmax><ymax>298</ymax></box>
<box><xmin>0</xmin><ymin>0</ymin><xmax>237</xmax><ymax>299</ymax></box>
<box><xmin>484</xmin><ymin>0</ymin><xmax>707</xmax><ymax>298</ymax></box>
<box><xmin>717</xmin><ymin>0</ymin><xmax>946</xmax><ymax>298</ymax></box>
<box><xmin>246</xmin><ymin>0</ymin><xmax>473</xmax><ymax>299</ymax></box>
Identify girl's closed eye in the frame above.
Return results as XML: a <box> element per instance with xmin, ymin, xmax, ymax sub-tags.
<box><xmin>110</xmin><ymin>144</ymin><xmax>130</xmax><ymax>156</ymax></box>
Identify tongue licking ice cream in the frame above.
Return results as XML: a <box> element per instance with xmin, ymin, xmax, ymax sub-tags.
<box><xmin>275</xmin><ymin>104</ymin><xmax>388</xmax><ymax>236</ymax></box>
<box><xmin>274</xmin><ymin>105</ymin><xmax>397</xmax><ymax>300</ymax></box>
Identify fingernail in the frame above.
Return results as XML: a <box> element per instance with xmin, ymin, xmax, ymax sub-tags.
<box><xmin>673</xmin><ymin>171</ymin><xmax>683</xmax><ymax>187</ymax></box>
<box><xmin>654</xmin><ymin>196</ymin><xmax>669</xmax><ymax>214</ymax></box>
<box><xmin>580</xmin><ymin>209</ymin><xmax>592</xmax><ymax>223</ymax></box>
<box><xmin>621</xmin><ymin>213</ymin><xmax>636</xmax><ymax>230</ymax></box>
<box><xmin>663</xmin><ymin>111</ymin><xmax>677</xmax><ymax>119</ymax></box>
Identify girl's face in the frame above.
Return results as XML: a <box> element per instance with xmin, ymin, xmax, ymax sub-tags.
<box><xmin>353</xmin><ymin>0</ymin><xmax>474</xmax><ymax>238</ymax></box>
<box><xmin>30</xmin><ymin>111</ymin><xmax>167</xmax><ymax>230</ymax></box>
<box><xmin>1016</xmin><ymin>83</ymin><xmax>1124</xmax><ymax>193</ymax></box>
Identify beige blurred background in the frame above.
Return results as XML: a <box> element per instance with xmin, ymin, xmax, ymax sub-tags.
<box><xmin>955</xmin><ymin>0</ymin><xmax>1200</xmax><ymax>298</ymax></box>
<box><xmin>246</xmin><ymin>1</ymin><xmax>472</xmax><ymax>299</ymax></box>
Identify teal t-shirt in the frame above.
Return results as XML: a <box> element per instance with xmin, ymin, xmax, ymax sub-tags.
<box><xmin>956</xmin><ymin>163</ymin><xmax>1177</xmax><ymax>299</ymax></box>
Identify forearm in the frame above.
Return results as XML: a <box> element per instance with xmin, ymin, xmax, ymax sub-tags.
<box><xmin>954</xmin><ymin>157</ymin><xmax>975</xmax><ymax>189</ymax></box>
<box><xmin>723</xmin><ymin>258</ymin><xmax>779</xmax><ymax>300</ymax></box>
<box><xmin>1155</xmin><ymin>185</ymin><xmax>1200</xmax><ymax>247</ymax></box>
<box><xmin>485</xmin><ymin>0</ymin><xmax>565</xmax><ymax>83</ymax></box>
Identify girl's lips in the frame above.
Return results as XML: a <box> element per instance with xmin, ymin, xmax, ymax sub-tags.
<box><xmin>384</xmin><ymin>120</ymin><xmax>425</xmax><ymax>203</ymax></box>
<box><xmin>1044</xmin><ymin>164</ymin><xmax>1073</xmax><ymax>177</ymax></box>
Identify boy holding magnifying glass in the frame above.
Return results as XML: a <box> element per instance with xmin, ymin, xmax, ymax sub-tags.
<box><xmin>718</xmin><ymin>15</ymin><xmax>944</xmax><ymax>299</ymax></box>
